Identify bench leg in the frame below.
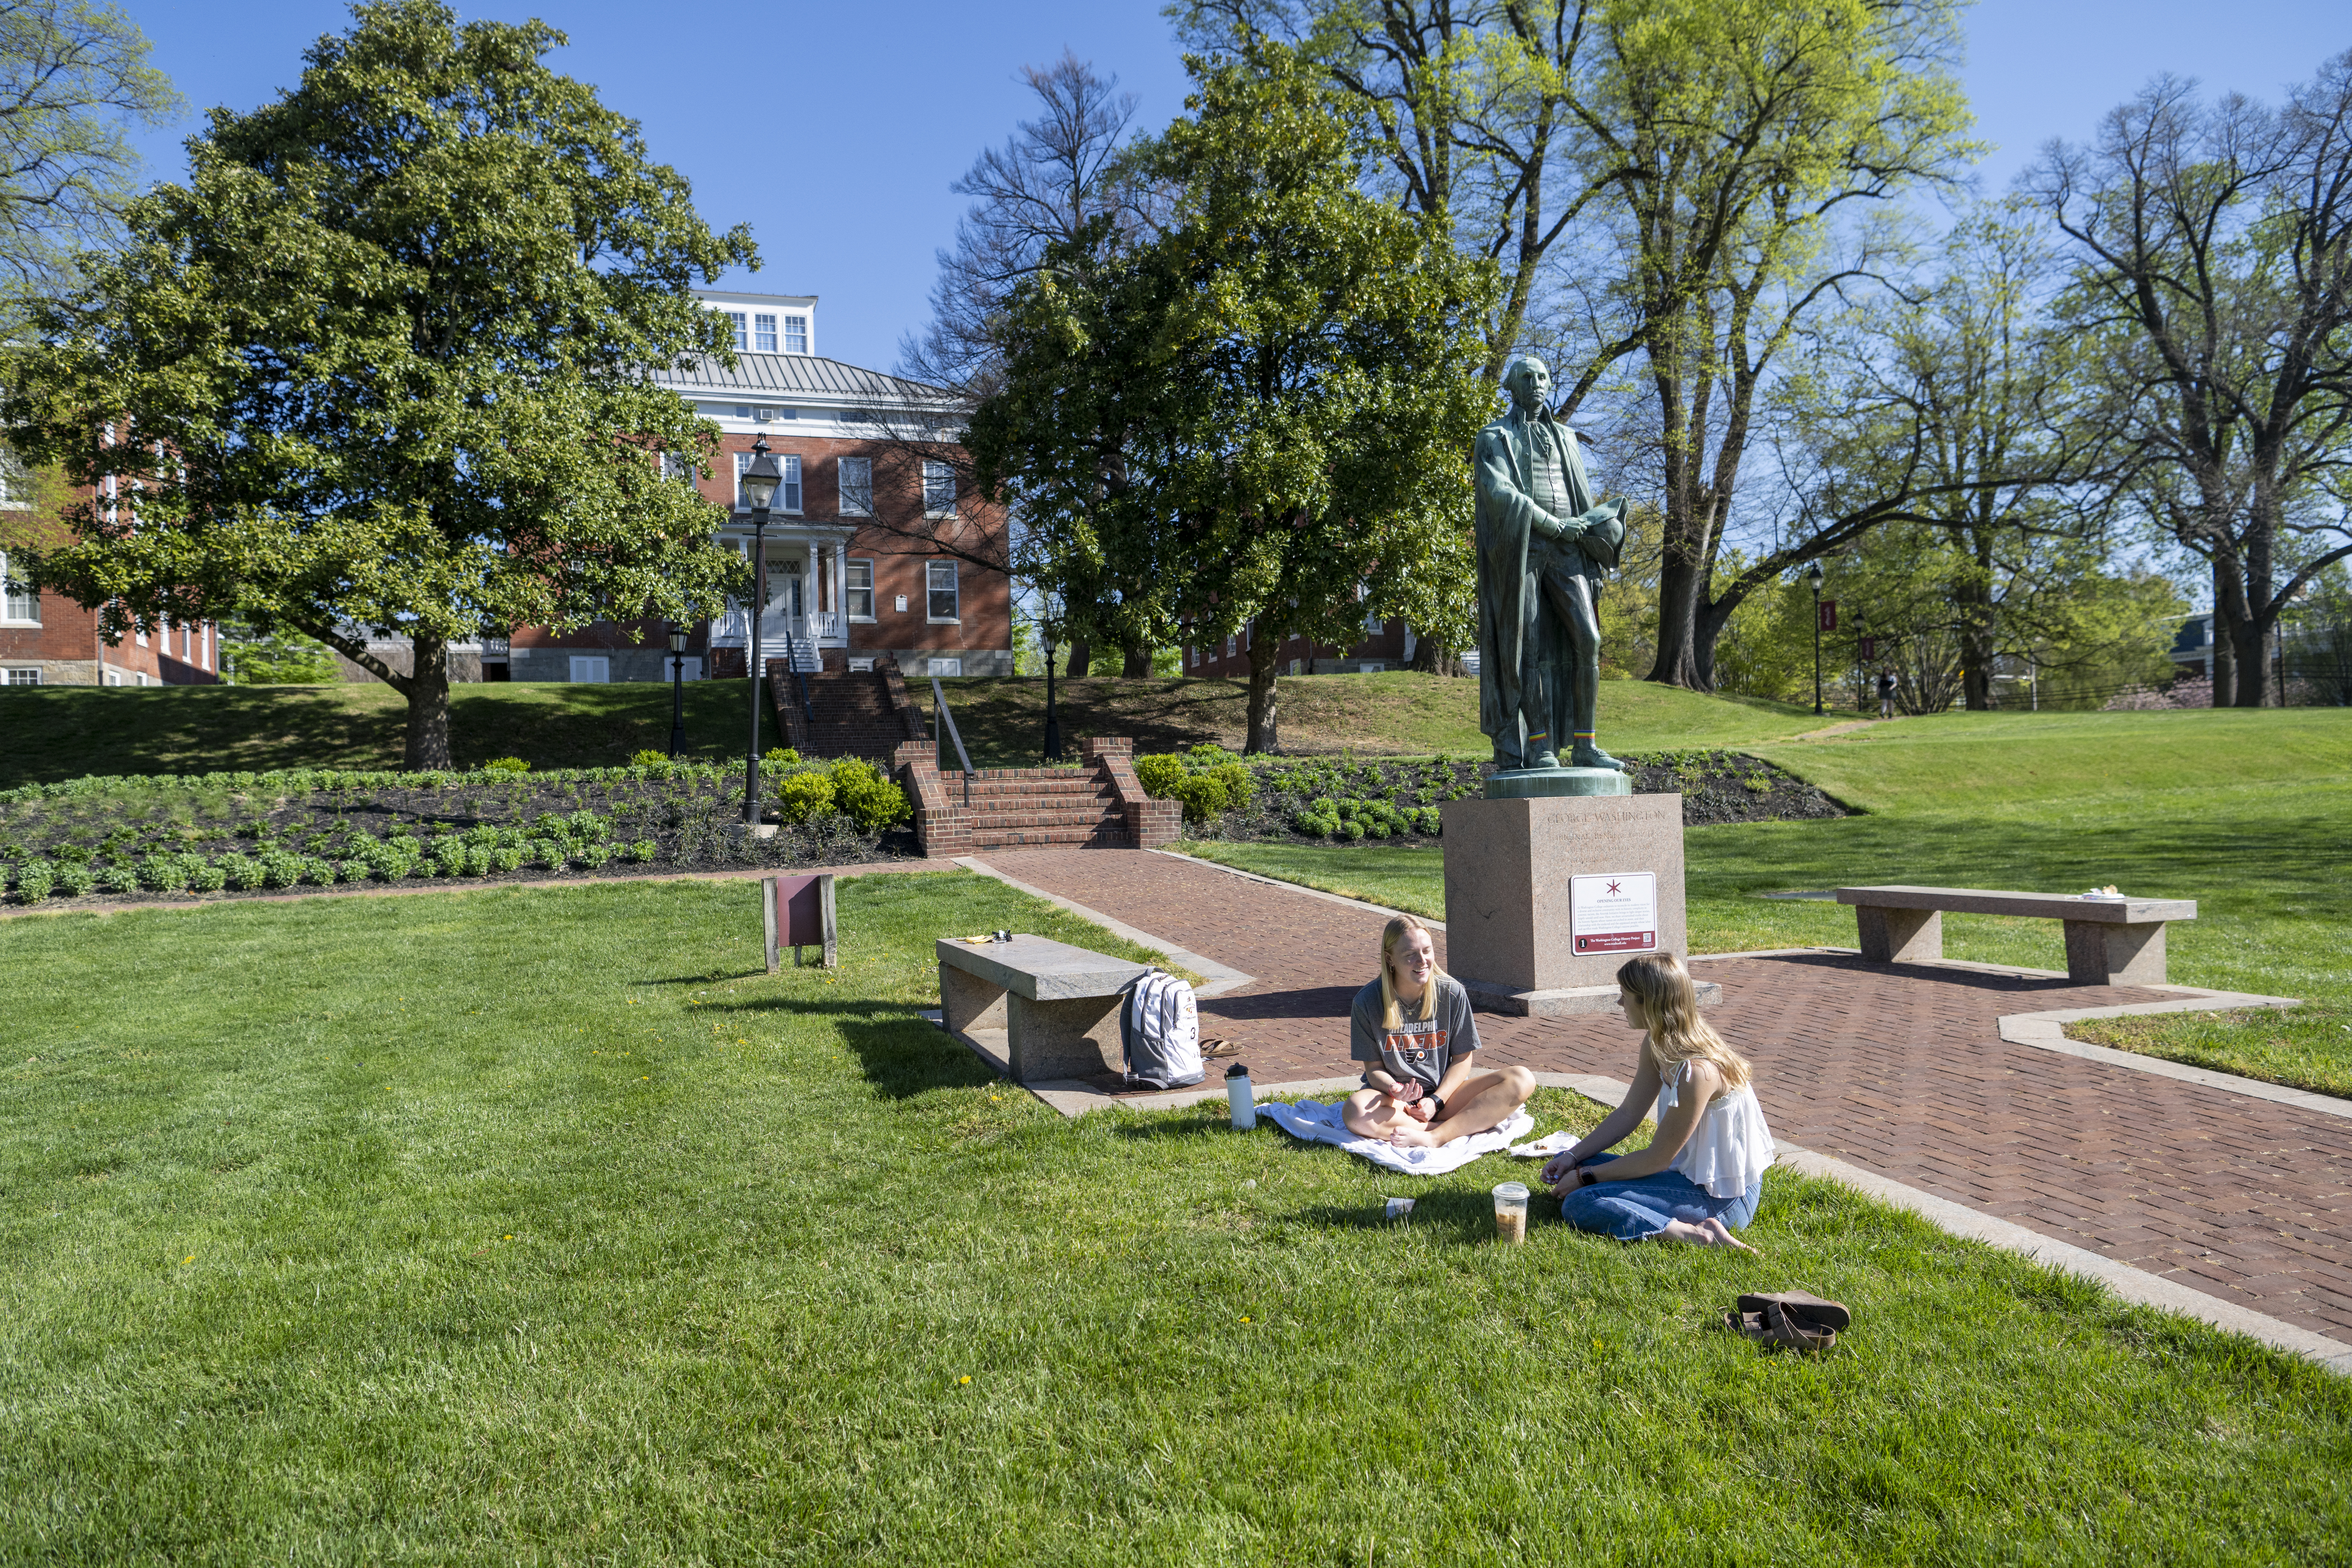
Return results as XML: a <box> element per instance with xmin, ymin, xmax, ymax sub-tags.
<box><xmin>1856</xmin><ymin>905</ymin><xmax>1941</xmax><ymax>964</ymax></box>
<box><xmin>940</xmin><ymin>962</ymin><xmax>1008</xmax><ymax>1034</ymax></box>
<box><xmin>1005</xmin><ymin>993</ymin><xmax>1126</xmax><ymax>1083</ymax></box>
<box><xmin>2063</xmin><ymin>920</ymin><xmax>2167</xmax><ymax>987</ymax></box>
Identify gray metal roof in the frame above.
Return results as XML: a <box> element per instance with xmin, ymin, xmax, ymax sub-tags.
<box><xmin>655</xmin><ymin>352</ymin><xmax>957</xmax><ymax>408</ymax></box>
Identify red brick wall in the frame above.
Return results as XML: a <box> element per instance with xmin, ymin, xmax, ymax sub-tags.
<box><xmin>0</xmin><ymin>579</ymin><xmax>220</xmax><ymax>685</ymax></box>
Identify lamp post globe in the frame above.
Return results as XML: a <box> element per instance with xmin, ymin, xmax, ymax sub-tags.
<box><xmin>738</xmin><ymin>436</ymin><xmax>786</xmax><ymax>824</ymax></box>
<box><xmin>666</xmin><ymin>622</ymin><xmax>689</xmax><ymax>759</ymax></box>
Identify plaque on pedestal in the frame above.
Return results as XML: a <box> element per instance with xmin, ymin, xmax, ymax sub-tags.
<box><xmin>1439</xmin><ymin>793</ymin><xmax>1719</xmax><ymax>1016</ymax></box>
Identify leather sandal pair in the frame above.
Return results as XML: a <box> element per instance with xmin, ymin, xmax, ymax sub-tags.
<box><xmin>1724</xmin><ymin>1290</ymin><xmax>1850</xmax><ymax>1354</ymax></box>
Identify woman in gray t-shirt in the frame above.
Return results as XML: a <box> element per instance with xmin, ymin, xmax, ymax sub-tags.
<box><xmin>1342</xmin><ymin>915</ymin><xmax>1536</xmax><ymax>1147</ymax></box>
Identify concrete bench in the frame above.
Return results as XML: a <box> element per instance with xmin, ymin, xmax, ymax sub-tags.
<box><xmin>937</xmin><ymin>935</ymin><xmax>1149</xmax><ymax>1083</ymax></box>
<box><xmin>1836</xmin><ymin>884</ymin><xmax>2197</xmax><ymax>986</ymax></box>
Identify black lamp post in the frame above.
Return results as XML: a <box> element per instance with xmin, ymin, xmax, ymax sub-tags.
<box><xmin>666</xmin><ymin>621</ymin><xmax>689</xmax><ymax>759</ymax></box>
<box><xmin>739</xmin><ymin>436</ymin><xmax>784</xmax><ymax>823</ymax></box>
<box><xmin>1806</xmin><ymin>559</ymin><xmax>1826</xmax><ymax>716</ymax></box>
<box><xmin>1040</xmin><ymin>588</ymin><xmax>1064</xmax><ymax>762</ymax></box>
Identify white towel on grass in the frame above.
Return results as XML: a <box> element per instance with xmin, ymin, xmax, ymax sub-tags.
<box><xmin>1256</xmin><ymin>1098</ymin><xmax>1535</xmax><ymax>1176</ymax></box>
<box><xmin>1507</xmin><ymin>1130</ymin><xmax>1580</xmax><ymax>1160</ymax></box>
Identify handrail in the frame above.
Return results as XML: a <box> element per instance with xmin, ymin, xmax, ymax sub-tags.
<box><xmin>931</xmin><ymin>674</ymin><xmax>974</xmax><ymax>807</ymax></box>
<box><xmin>785</xmin><ymin>620</ymin><xmax>813</xmax><ymax>724</ymax></box>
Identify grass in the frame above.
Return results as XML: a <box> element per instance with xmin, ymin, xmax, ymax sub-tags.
<box><xmin>923</xmin><ymin>671</ymin><xmax>1817</xmax><ymax>765</ymax></box>
<box><xmin>4</xmin><ymin>873</ymin><xmax>2347</xmax><ymax>1562</ymax></box>
<box><xmin>1178</xmin><ymin>706</ymin><xmax>2352</xmax><ymax>1098</ymax></box>
<box><xmin>0</xmin><ymin>681</ymin><xmax>765</xmax><ymax>787</ymax></box>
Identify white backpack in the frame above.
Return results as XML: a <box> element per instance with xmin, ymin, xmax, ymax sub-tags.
<box><xmin>1121</xmin><ymin>968</ymin><xmax>1203</xmax><ymax>1089</ymax></box>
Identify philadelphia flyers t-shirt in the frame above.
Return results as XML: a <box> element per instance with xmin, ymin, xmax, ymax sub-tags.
<box><xmin>1350</xmin><ymin>975</ymin><xmax>1480</xmax><ymax>1091</ymax></box>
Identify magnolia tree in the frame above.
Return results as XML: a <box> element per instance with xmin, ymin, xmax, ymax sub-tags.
<box><xmin>5</xmin><ymin>0</ymin><xmax>752</xmax><ymax>766</ymax></box>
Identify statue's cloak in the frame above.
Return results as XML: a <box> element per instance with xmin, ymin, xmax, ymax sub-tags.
<box><xmin>1473</xmin><ymin>405</ymin><xmax>1612</xmax><ymax>748</ymax></box>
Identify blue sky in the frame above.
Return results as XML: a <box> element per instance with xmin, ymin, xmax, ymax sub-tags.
<box><xmin>124</xmin><ymin>0</ymin><xmax>2347</xmax><ymax>374</ymax></box>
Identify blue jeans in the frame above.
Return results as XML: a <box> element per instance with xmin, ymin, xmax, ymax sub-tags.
<box><xmin>1555</xmin><ymin>1152</ymin><xmax>1760</xmax><ymax>1240</ymax></box>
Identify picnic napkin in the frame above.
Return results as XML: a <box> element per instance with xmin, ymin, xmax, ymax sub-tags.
<box><xmin>1256</xmin><ymin>1098</ymin><xmax>1535</xmax><ymax>1176</ymax></box>
<box><xmin>1506</xmin><ymin>1129</ymin><xmax>1582</xmax><ymax>1160</ymax></box>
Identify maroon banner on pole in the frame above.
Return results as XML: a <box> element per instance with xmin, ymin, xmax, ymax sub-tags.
<box><xmin>1858</xmin><ymin>634</ymin><xmax>1876</xmax><ymax>661</ymax></box>
<box><xmin>1818</xmin><ymin>599</ymin><xmax>1838</xmax><ymax>633</ymax></box>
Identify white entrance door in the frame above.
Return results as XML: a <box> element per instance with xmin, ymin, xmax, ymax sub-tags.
<box><xmin>568</xmin><ymin>656</ymin><xmax>610</xmax><ymax>682</ymax></box>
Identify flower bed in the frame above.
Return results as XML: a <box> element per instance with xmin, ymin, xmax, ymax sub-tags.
<box><xmin>1135</xmin><ymin>745</ymin><xmax>1846</xmax><ymax>844</ymax></box>
<box><xmin>0</xmin><ymin>753</ymin><xmax>913</xmax><ymax>907</ymax></box>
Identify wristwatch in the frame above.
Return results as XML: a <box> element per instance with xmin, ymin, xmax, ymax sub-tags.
<box><xmin>1428</xmin><ymin>1093</ymin><xmax>1447</xmax><ymax>1118</ymax></box>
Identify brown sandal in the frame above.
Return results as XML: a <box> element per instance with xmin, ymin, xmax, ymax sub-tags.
<box><xmin>1737</xmin><ymin>1291</ymin><xmax>1851</xmax><ymax>1333</ymax></box>
<box><xmin>1724</xmin><ymin>1303</ymin><xmax>1837</xmax><ymax>1354</ymax></box>
<box><xmin>1200</xmin><ymin>1038</ymin><xmax>1244</xmax><ymax>1060</ymax></box>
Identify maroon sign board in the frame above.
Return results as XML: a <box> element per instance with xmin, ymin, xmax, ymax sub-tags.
<box><xmin>764</xmin><ymin>873</ymin><xmax>838</xmax><ymax>973</ymax></box>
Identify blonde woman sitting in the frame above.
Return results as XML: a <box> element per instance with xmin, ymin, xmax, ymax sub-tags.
<box><xmin>1343</xmin><ymin>915</ymin><xmax>1535</xmax><ymax>1149</ymax></box>
<box><xmin>1540</xmin><ymin>953</ymin><xmax>1772</xmax><ymax>1250</ymax></box>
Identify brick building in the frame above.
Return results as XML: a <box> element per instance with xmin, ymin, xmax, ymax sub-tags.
<box><xmin>503</xmin><ymin>289</ymin><xmax>1011</xmax><ymax>685</ymax></box>
<box><xmin>1183</xmin><ymin>612</ymin><xmax>1417</xmax><ymax>679</ymax></box>
<box><xmin>0</xmin><ymin>486</ymin><xmax>221</xmax><ymax>688</ymax></box>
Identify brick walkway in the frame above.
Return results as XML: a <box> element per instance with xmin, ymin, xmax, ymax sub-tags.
<box><xmin>976</xmin><ymin>847</ymin><xmax>2352</xmax><ymax>1343</ymax></box>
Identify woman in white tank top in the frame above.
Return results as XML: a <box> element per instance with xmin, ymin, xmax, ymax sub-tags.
<box><xmin>1539</xmin><ymin>952</ymin><xmax>1772</xmax><ymax>1250</ymax></box>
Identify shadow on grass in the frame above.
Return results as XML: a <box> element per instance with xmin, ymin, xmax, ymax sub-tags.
<box><xmin>1289</xmin><ymin>1191</ymin><xmax>1526</xmax><ymax>1242</ymax></box>
<box><xmin>835</xmin><ymin>1016</ymin><xmax>999</xmax><ymax>1098</ymax></box>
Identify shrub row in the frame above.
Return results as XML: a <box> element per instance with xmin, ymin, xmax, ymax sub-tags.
<box><xmin>0</xmin><ymin>758</ymin><xmax>746</xmax><ymax>807</ymax></box>
<box><xmin>2</xmin><ymin>834</ymin><xmax>666</xmax><ymax>904</ymax></box>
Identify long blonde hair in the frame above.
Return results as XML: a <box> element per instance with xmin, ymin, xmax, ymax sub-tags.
<box><xmin>1378</xmin><ymin>914</ymin><xmax>1447</xmax><ymax>1029</ymax></box>
<box><xmin>1617</xmin><ymin>953</ymin><xmax>1751</xmax><ymax>1092</ymax></box>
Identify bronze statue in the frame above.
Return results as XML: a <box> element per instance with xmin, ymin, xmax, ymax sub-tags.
<box><xmin>1473</xmin><ymin>355</ymin><xmax>1627</xmax><ymax>774</ymax></box>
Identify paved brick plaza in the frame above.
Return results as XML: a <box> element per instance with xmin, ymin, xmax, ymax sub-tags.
<box><xmin>977</xmin><ymin>847</ymin><xmax>2352</xmax><ymax>1344</ymax></box>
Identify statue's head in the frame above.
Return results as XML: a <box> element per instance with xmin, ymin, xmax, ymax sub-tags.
<box><xmin>1503</xmin><ymin>354</ymin><xmax>1551</xmax><ymax>414</ymax></box>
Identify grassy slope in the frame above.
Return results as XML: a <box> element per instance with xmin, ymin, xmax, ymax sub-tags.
<box><xmin>4</xmin><ymin>673</ymin><xmax>1814</xmax><ymax>787</ymax></box>
<box><xmin>0</xmin><ymin>682</ymin><xmax>767</xmax><ymax>786</ymax></box>
<box><xmin>924</xmin><ymin>671</ymin><xmax>1815</xmax><ymax>765</ymax></box>
<box><xmin>3</xmin><ymin>875</ymin><xmax>2345</xmax><ymax>1562</ymax></box>
<box><xmin>1181</xmin><ymin>706</ymin><xmax>2352</xmax><ymax>1096</ymax></box>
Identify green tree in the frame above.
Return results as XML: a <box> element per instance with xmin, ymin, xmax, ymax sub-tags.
<box><xmin>973</xmin><ymin>45</ymin><xmax>1495</xmax><ymax>750</ymax></box>
<box><xmin>0</xmin><ymin>0</ymin><xmax>181</xmax><ymax>327</ymax></box>
<box><xmin>2027</xmin><ymin>55</ymin><xmax>2352</xmax><ymax>707</ymax></box>
<box><xmin>219</xmin><ymin>620</ymin><xmax>341</xmax><ymax>685</ymax></box>
<box><xmin>4</xmin><ymin>0</ymin><xmax>751</xmax><ymax>766</ymax></box>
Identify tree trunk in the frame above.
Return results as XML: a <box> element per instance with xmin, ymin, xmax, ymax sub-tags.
<box><xmin>1121</xmin><ymin>642</ymin><xmax>1152</xmax><ymax>678</ymax></box>
<box><xmin>1063</xmin><ymin>637</ymin><xmax>1091</xmax><ymax>679</ymax></box>
<box><xmin>406</xmin><ymin>629</ymin><xmax>454</xmax><ymax>769</ymax></box>
<box><xmin>1649</xmin><ymin>543</ymin><xmax>1713</xmax><ymax>690</ymax></box>
<box><xmin>2230</xmin><ymin>618</ymin><xmax>2271</xmax><ymax>708</ymax></box>
<box><xmin>1244</xmin><ymin>624</ymin><xmax>1281</xmax><ymax>753</ymax></box>
<box><xmin>2209</xmin><ymin>557</ymin><xmax>2239</xmax><ymax>707</ymax></box>
<box><xmin>1408</xmin><ymin>636</ymin><xmax>1464</xmax><ymax>677</ymax></box>
<box><xmin>1958</xmin><ymin>531</ymin><xmax>1998</xmax><ymax>710</ymax></box>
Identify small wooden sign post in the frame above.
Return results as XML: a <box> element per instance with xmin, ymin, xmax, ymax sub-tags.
<box><xmin>763</xmin><ymin>873</ymin><xmax>838</xmax><ymax>973</ymax></box>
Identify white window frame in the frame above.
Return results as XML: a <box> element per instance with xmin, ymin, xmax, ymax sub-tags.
<box><xmin>926</xmin><ymin>657</ymin><xmax>963</xmax><ymax>677</ymax></box>
<box><xmin>0</xmin><ymin>446</ymin><xmax>32</xmax><ymax>510</ymax></box>
<box><xmin>838</xmin><ymin>456</ymin><xmax>873</xmax><ymax>516</ymax></box>
<box><xmin>926</xmin><ymin>560</ymin><xmax>960</xmax><ymax>623</ymax></box>
<box><xmin>1225</xmin><ymin>634</ymin><xmax>1237</xmax><ymax>658</ymax></box>
<box><xmin>783</xmin><ymin>314</ymin><xmax>809</xmax><ymax>354</ymax></box>
<box><xmin>922</xmin><ymin>460</ymin><xmax>957</xmax><ymax>519</ymax></box>
<box><xmin>845</xmin><ymin>558</ymin><xmax>875</xmax><ymax>621</ymax></box>
<box><xmin>781</xmin><ymin>454</ymin><xmax>802</xmax><ymax>513</ymax></box>
<box><xmin>4</xmin><ymin>666</ymin><xmax>39</xmax><ymax>685</ymax></box>
<box><xmin>568</xmin><ymin>655</ymin><xmax>611</xmax><ymax>683</ymax></box>
<box><xmin>754</xmin><ymin>313</ymin><xmax>777</xmax><ymax>352</ymax></box>
<box><xmin>0</xmin><ymin>551</ymin><xmax>37</xmax><ymax>624</ymax></box>
<box><xmin>726</xmin><ymin>311</ymin><xmax>747</xmax><ymax>350</ymax></box>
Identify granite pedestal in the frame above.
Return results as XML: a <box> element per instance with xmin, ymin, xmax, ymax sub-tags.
<box><xmin>1440</xmin><ymin>791</ymin><xmax>1717</xmax><ymax>1016</ymax></box>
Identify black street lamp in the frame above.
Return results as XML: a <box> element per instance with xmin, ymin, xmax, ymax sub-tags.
<box><xmin>1806</xmin><ymin>559</ymin><xmax>1826</xmax><ymax>716</ymax></box>
<box><xmin>739</xmin><ymin>436</ymin><xmax>784</xmax><ymax>823</ymax></box>
<box><xmin>666</xmin><ymin>622</ymin><xmax>689</xmax><ymax>759</ymax></box>
<box><xmin>1040</xmin><ymin>589</ymin><xmax>1064</xmax><ymax>762</ymax></box>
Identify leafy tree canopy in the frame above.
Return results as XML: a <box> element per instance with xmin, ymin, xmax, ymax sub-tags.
<box><xmin>4</xmin><ymin>0</ymin><xmax>755</xmax><ymax>765</ymax></box>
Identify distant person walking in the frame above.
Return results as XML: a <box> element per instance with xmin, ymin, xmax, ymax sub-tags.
<box><xmin>1876</xmin><ymin>670</ymin><xmax>1898</xmax><ymax>719</ymax></box>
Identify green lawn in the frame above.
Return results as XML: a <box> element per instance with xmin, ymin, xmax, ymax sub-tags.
<box><xmin>0</xmin><ymin>681</ymin><xmax>766</xmax><ymax>786</ymax></box>
<box><xmin>926</xmin><ymin>671</ymin><xmax>1815</xmax><ymax>765</ymax></box>
<box><xmin>1180</xmin><ymin>707</ymin><xmax>2352</xmax><ymax>1097</ymax></box>
<box><xmin>3</xmin><ymin>874</ymin><xmax>2345</xmax><ymax>1562</ymax></box>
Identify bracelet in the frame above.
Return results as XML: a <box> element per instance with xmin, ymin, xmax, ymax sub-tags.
<box><xmin>1428</xmin><ymin>1094</ymin><xmax>1447</xmax><ymax>1118</ymax></box>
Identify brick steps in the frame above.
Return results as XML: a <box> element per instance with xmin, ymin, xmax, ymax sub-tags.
<box><xmin>893</xmin><ymin>736</ymin><xmax>1179</xmax><ymax>856</ymax></box>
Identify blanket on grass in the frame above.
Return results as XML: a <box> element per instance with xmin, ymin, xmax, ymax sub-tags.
<box><xmin>1256</xmin><ymin>1098</ymin><xmax>1537</xmax><ymax>1176</ymax></box>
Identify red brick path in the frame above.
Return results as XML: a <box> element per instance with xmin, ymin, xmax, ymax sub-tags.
<box><xmin>978</xmin><ymin>847</ymin><xmax>2352</xmax><ymax>1343</ymax></box>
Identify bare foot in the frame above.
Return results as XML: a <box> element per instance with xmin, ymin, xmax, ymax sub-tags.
<box><xmin>1657</xmin><ymin>1218</ymin><xmax>1758</xmax><ymax>1253</ymax></box>
<box><xmin>1386</xmin><ymin>1127</ymin><xmax>1440</xmax><ymax>1149</ymax></box>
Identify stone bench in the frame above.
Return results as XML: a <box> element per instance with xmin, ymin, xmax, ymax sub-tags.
<box><xmin>1835</xmin><ymin>885</ymin><xmax>2197</xmax><ymax>986</ymax></box>
<box><xmin>937</xmin><ymin>935</ymin><xmax>1149</xmax><ymax>1083</ymax></box>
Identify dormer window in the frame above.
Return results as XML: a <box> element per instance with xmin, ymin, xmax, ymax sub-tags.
<box><xmin>784</xmin><ymin>314</ymin><xmax>808</xmax><ymax>354</ymax></box>
<box><xmin>726</xmin><ymin>312</ymin><xmax>747</xmax><ymax>350</ymax></box>
<box><xmin>755</xmin><ymin>313</ymin><xmax>777</xmax><ymax>352</ymax></box>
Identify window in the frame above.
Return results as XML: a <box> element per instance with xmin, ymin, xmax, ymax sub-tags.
<box><xmin>845</xmin><ymin>559</ymin><xmax>875</xmax><ymax>620</ymax></box>
<box><xmin>733</xmin><ymin>405</ymin><xmax>752</xmax><ymax>421</ymax></box>
<box><xmin>726</xmin><ymin>312</ymin><xmax>747</xmax><ymax>350</ymax></box>
<box><xmin>1359</xmin><ymin>662</ymin><xmax>1387</xmax><ymax>674</ymax></box>
<box><xmin>848</xmin><ymin>656</ymin><xmax>875</xmax><ymax>673</ymax></box>
<box><xmin>1225</xmin><ymin>635</ymin><xmax>1236</xmax><ymax>658</ymax></box>
<box><xmin>754</xmin><ymin>313</ymin><xmax>777</xmax><ymax>352</ymax></box>
<box><xmin>838</xmin><ymin>457</ymin><xmax>873</xmax><ymax>515</ymax></box>
<box><xmin>0</xmin><ymin>447</ymin><xmax>31</xmax><ymax>509</ymax></box>
<box><xmin>927</xmin><ymin>560</ymin><xmax>959</xmax><ymax>622</ymax></box>
<box><xmin>1366</xmin><ymin>609</ymin><xmax>1384</xmax><ymax>635</ymax></box>
<box><xmin>784</xmin><ymin>314</ymin><xmax>809</xmax><ymax>354</ymax></box>
<box><xmin>0</xmin><ymin>552</ymin><xmax>36</xmax><ymax>623</ymax></box>
<box><xmin>568</xmin><ymin>656</ymin><xmax>610</xmax><ymax>683</ymax></box>
<box><xmin>662</xmin><ymin>452</ymin><xmax>696</xmax><ymax>484</ymax></box>
<box><xmin>922</xmin><ymin>460</ymin><xmax>957</xmax><ymax>517</ymax></box>
<box><xmin>927</xmin><ymin>657</ymin><xmax>963</xmax><ymax>677</ymax></box>
<box><xmin>782</xmin><ymin>454</ymin><xmax>802</xmax><ymax>512</ymax></box>
<box><xmin>3</xmin><ymin>666</ymin><xmax>37</xmax><ymax>684</ymax></box>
